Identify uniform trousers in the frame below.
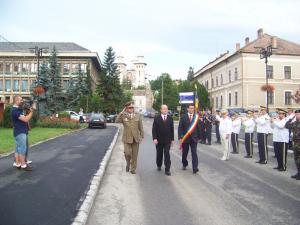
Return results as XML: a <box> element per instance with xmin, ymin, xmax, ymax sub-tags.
<box><xmin>124</xmin><ymin>141</ymin><xmax>139</xmax><ymax>172</ymax></box>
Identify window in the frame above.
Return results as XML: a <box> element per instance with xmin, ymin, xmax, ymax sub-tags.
<box><xmin>267</xmin><ymin>92</ymin><xmax>274</xmax><ymax>105</ymax></box>
<box><xmin>285</xmin><ymin>91</ymin><xmax>292</xmax><ymax>105</ymax></box>
<box><xmin>80</xmin><ymin>64</ymin><xmax>87</xmax><ymax>73</ymax></box>
<box><xmin>205</xmin><ymin>80</ymin><xmax>209</xmax><ymax>89</ymax></box>
<box><xmin>221</xmin><ymin>74</ymin><xmax>223</xmax><ymax>85</ymax></box>
<box><xmin>211</xmin><ymin>78</ymin><xmax>214</xmax><ymax>88</ymax></box>
<box><xmin>0</xmin><ymin>63</ymin><xmax>3</xmax><ymax>74</ymax></box>
<box><xmin>22</xmin><ymin>63</ymin><xmax>30</xmax><ymax>74</ymax></box>
<box><xmin>63</xmin><ymin>64</ymin><xmax>70</xmax><ymax>74</ymax></box>
<box><xmin>234</xmin><ymin>68</ymin><xmax>238</xmax><ymax>80</ymax></box>
<box><xmin>216</xmin><ymin>96</ymin><xmax>218</xmax><ymax>108</ymax></box>
<box><xmin>63</xmin><ymin>80</ymin><xmax>69</xmax><ymax>89</ymax></box>
<box><xmin>14</xmin><ymin>63</ymin><xmax>21</xmax><ymax>74</ymax></box>
<box><xmin>13</xmin><ymin>80</ymin><xmax>19</xmax><ymax>92</ymax></box>
<box><xmin>235</xmin><ymin>91</ymin><xmax>238</xmax><ymax>105</ymax></box>
<box><xmin>31</xmin><ymin>63</ymin><xmax>37</xmax><ymax>73</ymax></box>
<box><xmin>21</xmin><ymin>80</ymin><xmax>28</xmax><ymax>92</ymax></box>
<box><xmin>5</xmin><ymin>79</ymin><xmax>11</xmax><ymax>91</ymax></box>
<box><xmin>72</xmin><ymin>64</ymin><xmax>80</xmax><ymax>74</ymax></box>
<box><xmin>220</xmin><ymin>95</ymin><xmax>223</xmax><ymax>107</ymax></box>
<box><xmin>216</xmin><ymin>76</ymin><xmax>219</xmax><ymax>87</ymax></box>
<box><xmin>0</xmin><ymin>80</ymin><xmax>3</xmax><ymax>91</ymax></box>
<box><xmin>228</xmin><ymin>70</ymin><xmax>231</xmax><ymax>83</ymax></box>
<box><xmin>228</xmin><ymin>93</ymin><xmax>231</xmax><ymax>106</ymax></box>
<box><xmin>284</xmin><ymin>66</ymin><xmax>291</xmax><ymax>79</ymax></box>
<box><xmin>267</xmin><ymin>65</ymin><xmax>273</xmax><ymax>79</ymax></box>
<box><xmin>5</xmin><ymin>63</ymin><xmax>12</xmax><ymax>74</ymax></box>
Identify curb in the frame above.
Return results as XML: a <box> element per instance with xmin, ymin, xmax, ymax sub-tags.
<box><xmin>0</xmin><ymin>127</ymin><xmax>87</xmax><ymax>159</ymax></box>
<box><xmin>71</xmin><ymin>124</ymin><xmax>120</xmax><ymax>225</ymax></box>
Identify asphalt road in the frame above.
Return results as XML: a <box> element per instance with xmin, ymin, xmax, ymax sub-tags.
<box><xmin>87</xmin><ymin>118</ymin><xmax>300</xmax><ymax>225</ymax></box>
<box><xmin>0</xmin><ymin>126</ymin><xmax>117</xmax><ymax>225</ymax></box>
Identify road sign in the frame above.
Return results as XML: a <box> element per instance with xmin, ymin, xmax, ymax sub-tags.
<box><xmin>179</xmin><ymin>92</ymin><xmax>194</xmax><ymax>104</ymax></box>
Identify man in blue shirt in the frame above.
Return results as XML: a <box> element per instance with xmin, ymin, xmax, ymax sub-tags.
<box><xmin>11</xmin><ymin>95</ymin><xmax>34</xmax><ymax>171</ymax></box>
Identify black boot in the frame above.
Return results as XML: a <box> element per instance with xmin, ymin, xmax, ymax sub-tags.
<box><xmin>291</xmin><ymin>173</ymin><xmax>299</xmax><ymax>179</ymax></box>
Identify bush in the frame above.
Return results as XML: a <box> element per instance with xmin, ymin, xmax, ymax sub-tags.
<box><xmin>37</xmin><ymin>116</ymin><xmax>80</xmax><ymax>129</ymax></box>
<box><xmin>1</xmin><ymin>104</ymin><xmax>13</xmax><ymax>128</ymax></box>
<box><xmin>58</xmin><ymin>112</ymin><xmax>70</xmax><ymax>118</ymax></box>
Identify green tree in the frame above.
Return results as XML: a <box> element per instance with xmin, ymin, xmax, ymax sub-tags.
<box><xmin>96</xmin><ymin>46</ymin><xmax>123</xmax><ymax>113</ymax></box>
<box><xmin>187</xmin><ymin>66</ymin><xmax>194</xmax><ymax>81</ymax></box>
<box><xmin>193</xmin><ymin>82</ymin><xmax>211</xmax><ymax>110</ymax></box>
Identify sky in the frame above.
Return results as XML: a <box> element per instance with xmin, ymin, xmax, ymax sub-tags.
<box><xmin>1</xmin><ymin>0</ymin><xmax>300</xmax><ymax>80</ymax></box>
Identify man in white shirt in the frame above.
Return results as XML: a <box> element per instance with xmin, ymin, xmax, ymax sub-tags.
<box><xmin>271</xmin><ymin>108</ymin><xmax>289</xmax><ymax>171</ymax></box>
<box><xmin>254</xmin><ymin>106</ymin><xmax>271</xmax><ymax>164</ymax></box>
<box><xmin>242</xmin><ymin>110</ymin><xmax>256</xmax><ymax>158</ymax></box>
<box><xmin>219</xmin><ymin>109</ymin><xmax>232</xmax><ymax>161</ymax></box>
<box><xmin>231</xmin><ymin>112</ymin><xmax>241</xmax><ymax>154</ymax></box>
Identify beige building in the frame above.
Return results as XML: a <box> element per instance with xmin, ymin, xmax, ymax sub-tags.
<box><xmin>0</xmin><ymin>42</ymin><xmax>101</xmax><ymax>103</ymax></box>
<box><xmin>193</xmin><ymin>28</ymin><xmax>300</xmax><ymax>111</ymax></box>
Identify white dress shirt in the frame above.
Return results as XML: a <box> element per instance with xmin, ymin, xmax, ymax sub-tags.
<box><xmin>243</xmin><ymin>118</ymin><xmax>255</xmax><ymax>133</ymax></box>
<box><xmin>219</xmin><ymin>116</ymin><xmax>232</xmax><ymax>135</ymax></box>
<box><xmin>255</xmin><ymin>114</ymin><xmax>271</xmax><ymax>134</ymax></box>
<box><xmin>272</xmin><ymin>118</ymin><xmax>289</xmax><ymax>143</ymax></box>
<box><xmin>231</xmin><ymin>118</ymin><xmax>241</xmax><ymax>134</ymax></box>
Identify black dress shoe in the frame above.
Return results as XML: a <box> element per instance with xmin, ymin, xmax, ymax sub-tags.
<box><xmin>182</xmin><ymin>166</ymin><xmax>187</xmax><ymax>170</ymax></box>
<box><xmin>278</xmin><ymin>168</ymin><xmax>286</xmax><ymax>172</ymax></box>
<box><xmin>193</xmin><ymin>168</ymin><xmax>199</xmax><ymax>174</ymax></box>
<box><xmin>291</xmin><ymin>173</ymin><xmax>299</xmax><ymax>178</ymax></box>
<box><xmin>165</xmin><ymin>171</ymin><xmax>171</xmax><ymax>176</ymax></box>
<box><xmin>244</xmin><ymin>155</ymin><xmax>252</xmax><ymax>158</ymax></box>
<box><xmin>296</xmin><ymin>176</ymin><xmax>300</xmax><ymax>180</ymax></box>
<box><xmin>259</xmin><ymin>161</ymin><xmax>267</xmax><ymax>164</ymax></box>
<box><xmin>157</xmin><ymin>167</ymin><xmax>161</xmax><ymax>171</ymax></box>
<box><xmin>273</xmin><ymin>167</ymin><xmax>280</xmax><ymax>170</ymax></box>
<box><xmin>256</xmin><ymin>160</ymin><xmax>262</xmax><ymax>163</ymax></box>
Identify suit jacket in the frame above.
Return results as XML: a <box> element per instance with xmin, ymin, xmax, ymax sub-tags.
<box><xmin>178</xmin><ymin>114</ymin><xmax>201</xmax><ymax>143</ymax></box>
<box><xmin>152</xmin><ymin>114</ymin><xmax>174</xmax><ymax>144</ymax></box>
<box><xmin>116</xmin><ymin>112</ymin><xmax>144</xmax><ymax>144</ymax></box>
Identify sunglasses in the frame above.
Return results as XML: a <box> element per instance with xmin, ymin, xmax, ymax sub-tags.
<box><xmin>127</xmin><ymin>106</ymin><xmax>134</xmax><ymax>109</ymax></box>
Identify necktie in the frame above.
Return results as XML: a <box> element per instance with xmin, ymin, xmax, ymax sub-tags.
<box><xmin>189</xmin><ymin>114</ymin><xmax>192</xmax><ymax>122</ymax></box>
<box><xmin>164</xmin><ymin>115</ymin><xmax>166</xmax><ymax>121</ymax></box>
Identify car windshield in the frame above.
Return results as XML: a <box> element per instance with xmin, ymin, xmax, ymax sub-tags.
<box><xmin>91</xmin><ymin>114</ymin><xmax>105</xmax><ymax>120</ymax></box>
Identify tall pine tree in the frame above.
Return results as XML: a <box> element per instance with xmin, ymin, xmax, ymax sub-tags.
<box><xmin>187</xmin><ymin>66</ymin><xmax>194</xmax><ymax>81</ymax></box>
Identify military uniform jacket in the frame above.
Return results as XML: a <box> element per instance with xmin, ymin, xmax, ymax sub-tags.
<box><xmin>116</xmin><ymin>112</ymin><xmax>144</xmax><ymax>144</ymax></box>
<box><xmin>219</xmin><ymin>117</ymin><xmax>232</xmax><ymax>135</ymax></box>
<box><xmin>231</xmin><ymin>118</ymin><xmax>241</xmax><ymax>134</ymax></box>
<box><xmin>272</xmin><ymin>118</ymin><xmax>289</xmax><ymax>143</ymax></box>
<box><xmin>255</xmin><ymin>114</ymin><xmax>271</xmax><ymax>134</ymax></box>
<box><xmin>286</xmin><ymin>120</ymin><xmax>300</xmax><ymax>142</ymax></box>
<box><xmin>243</xmin><ymin>118</ymin><xmax>255</xmax><ymax>133</ymax></box>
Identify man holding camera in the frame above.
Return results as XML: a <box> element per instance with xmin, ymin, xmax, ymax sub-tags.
<box><xmin>12</xmin><ymin>95</ymin><xmax>35</xmax><ymax>171</ymax></box>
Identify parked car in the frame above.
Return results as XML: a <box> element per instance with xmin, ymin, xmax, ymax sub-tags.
<box><xmin>227</xmin><ymin>108</ymin><xmax>245</xmax><ymax>117</ymax></box>
<box><xmin>106</xmin><ymin>114</ymin><xmax>117</xmax><ymax>123</ymax></box>
<box><xmin>88</xmin><ymin>113</ymin><xmax>107</xmax><ymax>128</ymax></box>
<box><xmin>65</xmin><ymin>110</ymin><xmax>86</xmax><ymax>122</ymax></box>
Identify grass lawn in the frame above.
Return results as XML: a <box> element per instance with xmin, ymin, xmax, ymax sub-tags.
<box><xmin>0</xmin><ymin>127</ymin><xmax>85</xmax><ymax>155</ymax></box>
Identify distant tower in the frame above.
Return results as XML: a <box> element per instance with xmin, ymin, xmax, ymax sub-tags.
<box><xmin>132</xmin><ymin>56</ymin><xmax>147</xmax><ymax>88</ymax></box>
<box><xmin>115</xmin><ymin>56</ymin><xmax>127</xmax><ymax>84</ymax></box>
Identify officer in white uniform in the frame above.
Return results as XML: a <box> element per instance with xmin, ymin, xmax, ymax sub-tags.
<box><xmin>219</xmin><ymin>109</ymin><xmax>232</xmax><ymax>161</ymax></box>
<box><xmin>242</xmin><ymin>110</ymin><xmax>256</xmax><ymax>158</ymax></box>
<box><xmin>271</xmin><ymin>108</ymin><xmax>289</xmax><ymax>171</ymax></box>
<box><xmin>231</xmin><ymin>112</ymin><xmax>242</xmax><ymax>154</ymax></box>
<box><xmin>254</xmin><ymin>106</ymin><xmax>271</xmax><ymax>164</ymax></box>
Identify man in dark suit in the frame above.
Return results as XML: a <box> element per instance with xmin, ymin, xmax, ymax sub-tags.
<box><xmin>152</xmin><ymin>105</ymin><xmax>174</xmax><ymax>176</ymax></box>
<box><xmin>178</xmin><ymin>104</ymin><xmax>201</xmax><ymax>174</ymax></box>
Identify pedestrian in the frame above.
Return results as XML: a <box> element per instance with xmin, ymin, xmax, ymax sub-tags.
<box><xmin>116</xmin><ymin>102</ymin><xmax>144</xmax><ymax>174</ymax></box>
<box><xmin>286</xmin><ymin>108</ymin><xmax>295</xmax><ymax>149</ymax></box>
<box><xmin>231</xmin><ymin>112</ymin><xmax>241</xmax><ymax>154</ymax></box>
<box><xmin>254</xmin><ymin>106</ymin><xmax>270</xmax><ymax>164</ymax></box>
<box><xmin>271</xmin><ymin>108</ymin><xmax>289</xmax><ymax>171</ymax></box>
<box><xmin>219</xmin><ymin>109</ymin><xmax>232</xmax><ymax>161</ymax></box>
<box><xmin>214</xmin><ymin>110</ymin><xmax>221</xmax><ymax>144</ymax></box>
<box><xmin>285</xmin><ymin>109</ymin><xmax>300</xmax><ymax>180</ymax></box>
<box><xmin>178</xmin><ymin>104</ymin><xmax>201</xmax><ymax>174</ymax></box>
<box><xmin>242</xmin><ymin>110</ymin><xmax>255</xmax><ymax>158</ymax></box>
<box><xmin>152</xmin><ymin>105</ymin><xmax>174</xmax><ymax>176</ymax></box>
<box><xmin>11</xmin><ymin>95</ymin><xmax>35</xmax><ymax>171</ymax></box>
<box><xmin>204</xmin><ymin>110</ymin><xmax>213</xmax><ymax>145</ymax></box>
<box><xmin>79</xmin><ymin>108</ymin><xmax>84</xmax><ymax>123</ymax></box>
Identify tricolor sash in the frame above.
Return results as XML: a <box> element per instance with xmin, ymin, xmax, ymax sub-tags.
<box><xmin>180</xmin><ymin>114</ymin><xmax>199</xmax><ymax>148</ymax></box>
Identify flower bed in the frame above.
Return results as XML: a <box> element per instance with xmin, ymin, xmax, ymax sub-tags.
<box><xmin>37</xmin><ymin>116</ymin><xmax>80</xmax><ymax>129</ymax></box>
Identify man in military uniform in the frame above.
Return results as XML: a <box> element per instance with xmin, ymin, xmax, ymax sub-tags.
<box><xmin>116</xmin><ymin>102</ymin><xmax>144</xmax><ymax>174</ymax></box>
<box><xmin>204</xmin><ymin>110</ymin><xmax>214</xmax><ymax>145</ymax></box>
<box><xmin>242</xmin><ymin>110</ymin><xmax>255</xmax><ymax>158</ymax></box>
<box><xmin>231</xmin><ymin>112</ymin><xmax>241</xmax><ymax>154</ymax></box>
<box><xmin>214</xmin><ymin>110</ymin><xmax>221</xmax><ymax>144</ymax></box>
<box><xmin>285</xmin><ymin>109</ymin><xmax>300</xmax><ymax>180</ymax></box>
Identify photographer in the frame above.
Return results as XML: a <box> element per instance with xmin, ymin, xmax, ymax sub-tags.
<box><xmin>11</xmin><ymin>95</ymin><xmax>35</xmax><ymax>171</ymax></box>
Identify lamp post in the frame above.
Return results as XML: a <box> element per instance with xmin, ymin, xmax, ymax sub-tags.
<box><xmin>29</xmin><ymin>46</ymin><xmax>48</xmax><ymax>118</ymax></box>
<box><xmin>259</xmin><ymin>45</ymin><xmax>273</xmax><ymax>113</ymax></box>
<box><xmin>161</xmin><ymin>77</ymin><xmax>164</xmax><ymax>105</ymax></box>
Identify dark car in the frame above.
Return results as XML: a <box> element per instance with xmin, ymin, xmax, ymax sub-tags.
<box><xmin>228</xmin><ymin>108</ymin><xmax>245</xmax><ymax>117</ymax></box>
<box><xmin>106</xmin><ymin>114</ymin><xmax>117</xmax><ymax>123</ymax></box>
<box><xmin>88</xmin><ymin>113</ymin><xmax>107</xmax><ymax>128</ymax></box>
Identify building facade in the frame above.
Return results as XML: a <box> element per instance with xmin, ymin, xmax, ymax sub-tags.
<box><xmin>115</xmin><ymin>55</ymin><xmax>147</xmax><ymax>89</ymax></box>
<box><xmin>0</xmin><ymin>42</ymin><xmax>101</xmax><ymax>103</ymax></box>
<box><xmin>193</xmin><ymin>29</ymin><xmax>300</xmax><ymax>111</ymax></box>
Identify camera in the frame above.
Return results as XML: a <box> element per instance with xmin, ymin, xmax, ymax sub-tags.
<box><xmin>21</xmin><ymin>99</ymin><xmax>36</xmax><ymax>115</ymax></box>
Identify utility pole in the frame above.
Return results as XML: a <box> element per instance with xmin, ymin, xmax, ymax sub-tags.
<box><xmin>161</xmin><ymin>78</ymin><xmax>164</xmax><ymax>105</ymax></box>
<box><xmin>29</xmin><ymin>46</ymin><xmax>48</xmax><ymax>118</ymax></box>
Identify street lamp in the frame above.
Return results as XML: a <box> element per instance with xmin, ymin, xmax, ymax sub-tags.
<box><xmin>29</xmin><ymin>46</ymin><xmax>48</xmax><ymax>118</ymax></box>
<box><xmin>259</xmin><ymin>45</ymin><xmax>274</xmax><ymax>113</ymax></box>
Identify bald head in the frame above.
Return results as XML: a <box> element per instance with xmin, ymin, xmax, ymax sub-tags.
<box><xmin>160</xmin><ymin>105</ymin><xmax>168</xmax><ymax>115</ymax></box>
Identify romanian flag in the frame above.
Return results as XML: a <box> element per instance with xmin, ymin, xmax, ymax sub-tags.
<box><xmin>194</xmin><ymin>84</ymin><xmax>199</xmax><ymax>112</ymax></box>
